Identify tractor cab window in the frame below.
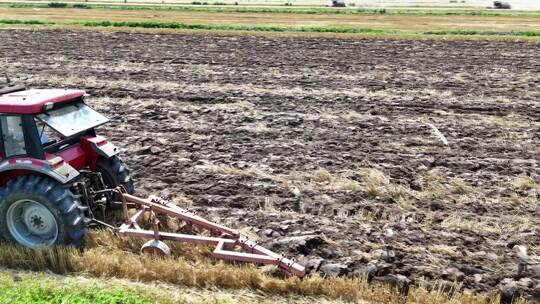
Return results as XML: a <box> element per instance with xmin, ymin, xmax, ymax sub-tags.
<box><xmin>36</xmin><ymin>103</ymin><xmax>108</xmax><ymax>138</ymax></box>
<box><xmin>35</xmin><ymin>118</ymin><xmax>63</xmax><ymax>147</ymax></box>
<box><xmin>0</xmin><ymin>116</ymin><xmax>26</xmax><ymax>157</ymax></box>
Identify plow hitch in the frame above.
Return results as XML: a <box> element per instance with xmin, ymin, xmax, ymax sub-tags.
<box><xmin>115</xmin><ymin>188</ymin><xmax>305</xmax><ymax>277</ymax></box>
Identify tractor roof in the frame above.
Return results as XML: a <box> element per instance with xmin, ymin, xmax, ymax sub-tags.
<box><xmin>0</xmin><ymin>89</ymin><xmax>85</xmax><ymax>114</ymax></box>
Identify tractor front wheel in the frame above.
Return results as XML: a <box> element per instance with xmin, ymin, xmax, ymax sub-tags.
<box><xmin>0</xmin><ymin>175</ymin><xmax>88</xmax><ymax>248</ymax></box>
<box><xmin>95</xmin><ymin>155</ymin><xmax>134</xmax><ymax>194</ymax></box>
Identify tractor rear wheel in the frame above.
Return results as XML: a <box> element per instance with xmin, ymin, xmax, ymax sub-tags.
<box><xmin>0</xmin><ymin>175</ymin><xmax>89</xmax><ymax>248</ymax></box>
<box><xmin>95</xmin><ymin>155</ymin><xmax>134</xmax><ymax>194</ymax></box>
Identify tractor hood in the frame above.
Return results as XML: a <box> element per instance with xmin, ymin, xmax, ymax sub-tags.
<box><xmin>0</xmin><ymin>89</ymin><xmax>86</xmax><ymax>114</ymax></box>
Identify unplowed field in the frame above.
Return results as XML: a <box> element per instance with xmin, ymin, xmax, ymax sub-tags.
<box><xmin>1</xmin><ymin>29</ymin><xmax>539</xmax><ymax>301</ymax></box>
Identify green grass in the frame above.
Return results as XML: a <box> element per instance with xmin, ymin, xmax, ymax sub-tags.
<box><xmin>1</xmin><ymin>17</ymin><xmax>539</xmax><ymax>38</ymax></box>
<box><xmin>78</xmin><ymin>20</ymin><xmax>540</xmax><ymax>37</ymax></box>
<box><xmin>3</xmin><ymin>2</ymin><xmax>540</xmax><ymax>17</ymax></box>
<box><xmin>47</xmin><ymin>2</ymin><xmax>68</xmax><ymax>8</ymax></box>
<box><xmin>0</xmin><ymin>19</ymin><xmax>51</xmax><ymax>25</ymax></box>
<box><xmin>80</xmin><ymin>20</ymin><xmax>396</xmax><ymax>34</ymax></box>
<box><xmin>0</xmin><ymin>272</ymin><xmax>166</xmax><ymax>304</ymax></box>
<box><xmin>73</xmin><ymin>3</ymin><xmax>92</xmax><ymax>9</ymax></box>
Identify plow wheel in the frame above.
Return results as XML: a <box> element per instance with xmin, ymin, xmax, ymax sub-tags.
<box><xmin>141</xmin><ymin>239</ymin><xmax>171</xmax><ymax>257</ymax></box>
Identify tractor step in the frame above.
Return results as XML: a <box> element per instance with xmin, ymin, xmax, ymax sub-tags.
<box><xmin>115</xmin><ymin>189</ymin><xmax>305</xmax><ymax>277</ymax></box>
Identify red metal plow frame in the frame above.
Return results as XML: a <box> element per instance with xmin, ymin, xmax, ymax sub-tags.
<box><xmin>116</xmin><ymin>189</ymin><xmax>305</xmax><ymax>277</ymax></box>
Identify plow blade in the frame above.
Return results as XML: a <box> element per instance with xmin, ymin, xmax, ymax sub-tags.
<box><xmin>116</xmin><ymin>190</ymin><xmax>305</xmax><ymax>277</ymax></box>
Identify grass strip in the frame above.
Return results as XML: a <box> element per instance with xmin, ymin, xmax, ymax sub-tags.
<box><xmin>1</xmin><ymin>18</ymin><xmax>539</xmax><ymax>38</ymax></box>
<box><xmin>0</xmin><ymin>19</ymin><xmax>52</xmax><ymax>25</ymax></box>
<box><xmin>0</xmin><ymin>272</ymin><xmax>162</xmax><ymax>304</ymax></box>
<box><xmin>80</xmin><ymin>20</ymin><xmax>540</xmax><ymax>37</ymax></box>
<box><xmin>3</xmin><ymin>2</ymin><xmax>540</xmax><ymax>17</ymax></box>
<box><xmin>79</xmin><ymin>20</ymin><xmax>396</xmax><ymax>34</ymax></box>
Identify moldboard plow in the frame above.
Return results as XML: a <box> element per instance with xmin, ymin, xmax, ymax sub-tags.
<box><xmin>116</xmin><ymin>188</ymin><xmax>306</xmax><ymax>277</ymax></box>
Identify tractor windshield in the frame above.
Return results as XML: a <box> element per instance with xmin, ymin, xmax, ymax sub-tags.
<box><xmin>36</xmin><ymin>103</ymin><xmax>108</xmax><ymax>137</ymax></box>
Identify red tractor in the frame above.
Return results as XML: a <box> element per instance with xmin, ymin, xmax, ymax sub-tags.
<box><xmin>0</xmin><ymin>83</ymin><xmax>133</xmax><ymax>248</ymax></box>
<box><xmin>0</xmin><ymin>82</ymin><xmax>305</xmax><ymax>276</ymax></box>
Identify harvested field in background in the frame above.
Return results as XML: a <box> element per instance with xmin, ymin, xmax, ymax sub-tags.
<box><xmin>0</xmin><ymin>28</ymin><xmax>539</xmax><ymax>302</ymax></box>
<box><xmin>0</xmin><ymin>6</ymin><xmax>540</xmax><ymax>34</ymax></box>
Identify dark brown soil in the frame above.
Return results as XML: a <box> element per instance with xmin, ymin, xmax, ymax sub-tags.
<box><xmin>1</xmin><ymin>29</ymin><xmax>539</xmax><ymax>302</ymax></box>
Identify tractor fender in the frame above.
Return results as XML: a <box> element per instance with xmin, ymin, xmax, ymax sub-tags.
<box><xmin>0</xmin><ymin>157</ymin><xmax>79</xmax><ymax>185</ymax></box>
<box><xmin>80</xmin><ymin>135</ymin><xmax>119</xmax><ymax>170</ymax></box>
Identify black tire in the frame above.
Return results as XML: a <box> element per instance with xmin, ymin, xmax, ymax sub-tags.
<box><xmin>0</xmin><ymin>175</ymin><xmax>89</xmax><ymax>247</ymax></box>
<box><xmin>95</xmin><ymin>155</ymin><xmax>134</xmax><ymax>194</ymax></box>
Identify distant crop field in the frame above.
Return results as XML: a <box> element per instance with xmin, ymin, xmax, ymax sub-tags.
<box><xmin>0</xmin><ymin>4</ymin><xmax>539</xmax><ymax>37</ymax></box>
<box><xmin>2</xmin><ymin>0</ymin><xmax>540</xmax><ymax>9</ymax></box>
<box><xmin>0</xmin><ymin>7</ymin><xmax>538</xmax><ymax>30</ymax></box>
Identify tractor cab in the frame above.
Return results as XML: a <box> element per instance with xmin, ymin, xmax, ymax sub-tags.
<box><xmin>0</xmin><ymin>87</ymin><xmax>116</xmax><ymax>183</ymax></box>
<box><xmin>0</xmin><ymin>84</ymin><xmax>133</xmax><ymax>248</ymax></box>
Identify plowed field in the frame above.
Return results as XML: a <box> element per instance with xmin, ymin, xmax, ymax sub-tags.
<box><xmin>1</xmin><ymin>28</ymin><xmax>539</xmax><ymax>302</ymax></box>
